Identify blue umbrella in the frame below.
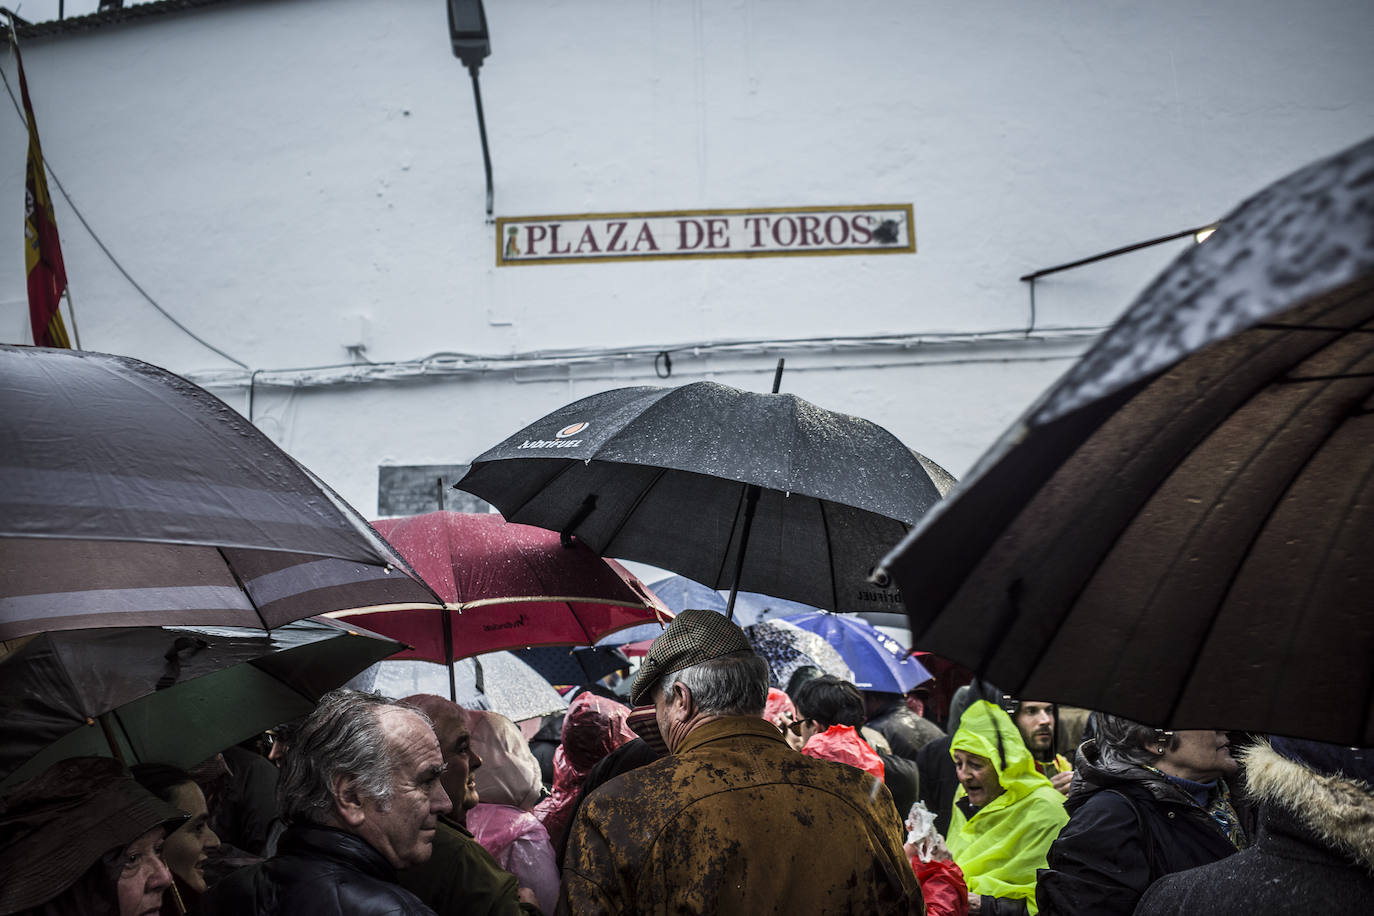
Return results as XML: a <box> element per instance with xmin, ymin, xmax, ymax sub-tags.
<box><xmin>779</xmin><ymin>612</ymin><xmax>931</xmax><ymax>694</ymax></box>
<box><xmin>642</xmin><ymin>575</ymin><xmax>818</xmax><ymax>628</ymax></box>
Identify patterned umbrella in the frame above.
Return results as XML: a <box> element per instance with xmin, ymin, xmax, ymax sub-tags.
<box><xmin>743</xmin><ymin>618</ymin><xmax>854</xmax><ymax>690</ymax></box>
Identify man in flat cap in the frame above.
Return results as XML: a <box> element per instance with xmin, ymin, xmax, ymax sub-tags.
<box><xmin>557</xmin><ymin>609</ymin><xmax>923</xmax><ymax>915</ymax></box>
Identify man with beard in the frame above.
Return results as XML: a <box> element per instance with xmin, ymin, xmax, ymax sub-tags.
<box><xmin>1012</xmin><ymin>700</ymin><xmax>1073</xmax><ymax>796</ymax></box>
<box><xmin>400</xmin><ymin>694</ymin><xmax>543</xmax><ymax>915</ymax></box>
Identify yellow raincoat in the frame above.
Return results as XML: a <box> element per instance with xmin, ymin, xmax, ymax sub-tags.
<box><xmin>947</xmin><ymin>701</ymin><xmax>1069</xmax><ymax>914</ymax></box>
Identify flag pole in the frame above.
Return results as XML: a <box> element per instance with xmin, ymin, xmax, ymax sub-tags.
<box><xmin>9</xmin><ymin>18</ymin><xmax>74</xmax><ymax>350</ymax></box>
<box><xmin>61</xmin><ymin>287</ymin><xmax>81</xmax><ymax>349</ymax></box>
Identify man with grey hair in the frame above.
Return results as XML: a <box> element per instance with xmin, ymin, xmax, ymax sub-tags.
<box><xmin>396</xmin><ymin>693</ymin><xmax>542</xmax><ymax>915</ymax></box>
<box><xmin>558</xmin><ymin>609</ymin><xmax>923</xmax><ymax>915</ymax></box>
<box><xmin>199</xmin><ymin>689</ymin><xmax>451</xmax><ymax>915</ymax></box>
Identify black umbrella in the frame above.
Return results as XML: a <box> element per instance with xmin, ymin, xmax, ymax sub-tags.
<box><xmin>0</xmin><ymin>346</ymin><xmax>444</xmax><ymax>638</ymax></box>
<box><xmin>880</xmin><ymin>135</ymin><xmax>1374</xmax><ymax>745</ymax></box>
<box><xmin>0</xmin><ymin>616</ymin><xmax>402</xmax><ymax>788</ymax></box>
<box><xmin>514</xmin><ymin>645</ymin><xmax>632</xmax><ymax>685</ymax></box>
<box><xmin>456</xmin><ymin>375</ymin><xmax>952</xmax><ymax>616</ymax></box>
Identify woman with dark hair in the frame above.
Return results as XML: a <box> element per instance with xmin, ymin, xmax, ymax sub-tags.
<box><xmin>0</xmin><ymin>757</ymin><xmax>186</xmax><ymax>916</ymax></box>
<box><xmin>1035</xmin><ymin>715</ymin><xmax>1248</xmax><ymax>915</ymax></box>
<box><xmin>791</xmin><ymin>675</ymin><xmax>885</xmax><ymax>779</ymax></box>
<box><xmin>131</xmin><ymin>764</ymin><xmax>222</xmax><ymax>914</ymax></box>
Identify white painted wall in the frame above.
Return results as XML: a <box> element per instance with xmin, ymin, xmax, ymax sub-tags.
<box><xmin>3</xmin><ymin>0</ymin><xmax>1371</xmax><ymax>520</ymax></box>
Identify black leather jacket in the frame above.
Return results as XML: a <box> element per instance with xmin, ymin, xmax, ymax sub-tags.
<box><xmin>197</xmin><ymin>823</ymin><xmax>437</xmax><ymax>915</ymax></box>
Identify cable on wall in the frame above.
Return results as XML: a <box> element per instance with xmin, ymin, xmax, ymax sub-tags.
<box><xmin>0</xmin><ymin>51</ymin><xmax>249</xmax><ymax>369</ymax></box>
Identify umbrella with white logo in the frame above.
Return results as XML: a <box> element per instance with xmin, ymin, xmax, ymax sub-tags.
<box><xmin>456</xmin><ymin>373</ymin><xmax>953</xmax><ymax>619</ymax></box>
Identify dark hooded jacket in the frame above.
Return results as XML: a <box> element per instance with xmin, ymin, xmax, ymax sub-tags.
<box><xmin>197</xmin><ymin>823</ymin><xmax>436</xmax><ymax>915</ymax></box>
<box><xmin>1135</xmin><ymin>739</ymin><xmax>1374</xmax><ymax>915</ymax></box>
<box><xmin>1035</xmin><ymin>738</ymin><xmax>1241</xmax><ymax>916</ymax></box>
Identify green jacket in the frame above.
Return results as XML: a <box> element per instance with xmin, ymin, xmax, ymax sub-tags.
<box><xmin>399</xmin><ymin>815</ymin><xmax>542</xmax><ymax>916</ymax></box>
<box><xmin>948</xmin><ymin>701</ymin><xmax>1069</xmax><ymax>914</ymax></box>
<box><xmin>559</xmin><ymin>716</ymin><xmax>922</xmax><ymax>916</ymax></box>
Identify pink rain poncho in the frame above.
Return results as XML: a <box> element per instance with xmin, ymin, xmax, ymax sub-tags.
<box><xmin>463</xmin><ymin>709</ymin><xmax>560</xmax><ymax>915</ymax></box>
<box><xmin>801</xmin><ymin>724</ymin><xmax>886</xmax><ymax>781</ymax></box>
<box><xmin>763</xmin><ymin>686</ymin><xmax>797</xmax><ymax>730</ymax></box>
<box><xmin>531</xmin><ymin>692</ymin><xmax>635</xmax><ymax>849</ymax></box>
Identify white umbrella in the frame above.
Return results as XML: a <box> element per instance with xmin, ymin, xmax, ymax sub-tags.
<box><xmin>348</xmin><ymin>651</ymin><xmax>568</xmax><ymax>723</ymax></box>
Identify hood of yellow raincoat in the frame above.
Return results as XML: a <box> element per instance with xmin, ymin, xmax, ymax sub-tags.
<box><xmin>947</xmin><ymin>700</ymin><xmax>1068</xmax><ymax>912</ymax></box>
<box><xmin>950</xmin><ymin>699</ymin><xmax>1048</xmax><ymax>804</ymax></box>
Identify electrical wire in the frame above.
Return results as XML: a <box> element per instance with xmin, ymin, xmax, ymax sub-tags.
<box><xmin>185</xmin><ymin>326</ymin><xmax>1104</xmax><ymax>390</ymax></box>
<box><xmin>0</xmin><ymin>47</ymin><xmax>249</xmax><ymax>368</ymax></box>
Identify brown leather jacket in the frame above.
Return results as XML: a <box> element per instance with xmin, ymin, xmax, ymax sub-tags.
<box><xmin>558</xmin><ymin>716</ymin><xmax>923</xmax><ymax>915</ymax></box>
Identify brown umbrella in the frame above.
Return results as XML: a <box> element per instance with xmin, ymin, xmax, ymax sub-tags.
<box><xmin>881</xmin><ymin>135</ymin><xmax>1374</xmax><ymax>745</ymax></box>
<box><xmin>0</xmin><ymin>346</ymin><xmax>444</xmax><ymax>639</ymax></box>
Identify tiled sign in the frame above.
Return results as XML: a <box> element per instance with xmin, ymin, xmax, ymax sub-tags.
<box><xmin>495</xmin><ymin>204</ymin><xmax>915</xmax><ymax>266</ymax></box>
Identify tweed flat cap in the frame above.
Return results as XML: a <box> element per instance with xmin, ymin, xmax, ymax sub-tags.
<box><xmin>629</xmin><ymin>608</ymin><xmax>754</xmax><ymax>706</ymax></box>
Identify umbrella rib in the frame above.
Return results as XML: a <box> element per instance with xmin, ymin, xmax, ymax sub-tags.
<box><xmin>218</xmin><ymin>547</ymin><xmax>272</xmax><ymax>631</ymax></box>
<box><xmin>818</xmin><ymin>499</ymin><xmax>839</xmax><ymax>613</ymax></box>
<box><xmin>597</xmin><ymin>464</ymin><xmax>670</xmax><ymax>558</ymax></box>
<box><xmin>499</xmin><ymin>458</ymin><xmax>583</xmax><ymax>523</ymax></box>
<box><xmin>713</xmin><ymin>481</ymin><xmax>751</xmax><ymax>591</ymax></box>
<box><xmin>1050</xmin><ymin>315</ymin><xmax>1357</xmax><ymax>710</ymax></box>
<box><xmin>1277</xmin><ymin>435</ymin><xmax>1374</xmax><ymax>742</ymax></box>
<box><xmin>1160</xmin><ymin>368</ymin><xmax>1374</xmax><ymax>728</ymax></box>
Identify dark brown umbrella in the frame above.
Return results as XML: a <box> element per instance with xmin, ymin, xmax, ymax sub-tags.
<box><xmin>880</xmin><ymin>135</ymin><xmax>1374</xmax><ymax>745</ymax></box>
<box><xmin>0</xmin><ymin>346</ymin><xmax>444</xmax><ymax>639</ymax></box>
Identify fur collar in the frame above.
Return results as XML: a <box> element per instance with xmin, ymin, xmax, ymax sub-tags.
<box><xmin>1242</xmin><ymin>740</ymin><xmax>1374</xmax><ymax>874</ymax></box>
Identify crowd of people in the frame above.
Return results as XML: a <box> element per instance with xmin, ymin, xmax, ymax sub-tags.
<box><xmin>2</xmin><ymin>608</ymin><xmax>1371</xmax><ymax>915</ymax></box>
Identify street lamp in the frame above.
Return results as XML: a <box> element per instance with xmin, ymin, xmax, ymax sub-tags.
<box><xmin>448</xmin><ymin>0</ymin><xmax>494</xmax><ymax>222</ymax></box>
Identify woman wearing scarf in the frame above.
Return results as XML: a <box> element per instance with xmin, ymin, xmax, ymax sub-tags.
<box><xmin>1036</xmin><ymin>715</ymin><xmax>1247</xmax><ymax>915</ymax></box>
<box><xmin>947</xmin><ymin>700</ymin><xmax>1069</xmax><ymax>916</ymax></box>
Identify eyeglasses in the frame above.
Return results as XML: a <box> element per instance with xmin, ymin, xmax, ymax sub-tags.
<box><xmin>784</xmin><ymin>718</ymin><xmax>814</xmax><ymax>737</ymax></box>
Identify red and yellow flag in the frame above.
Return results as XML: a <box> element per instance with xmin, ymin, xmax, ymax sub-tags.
<box><xmin>16</xmin><ymin>42</ymin><xmax>70</xmax><ymax>349</ymax></box>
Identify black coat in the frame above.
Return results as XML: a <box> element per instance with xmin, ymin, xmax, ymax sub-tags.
<box><xmin>916</xmin><ymin>734</ymin><xmax>958</xmax><ymax>838</ymax></box>
<box><xmin>1135</xmin><ymin>742</ymin><xmax>1374</xmax><ymax>915</ymax></box>
<box><xmin>197</xmin><ymin>824</ymin><xmax>436</xmax><ymax>915</ymax></box>
<box><xmin>1034</xmin><ymin>742</ymin><xmax>1239</xmax><ymax>916</ymax></box>
<box><xmin>867</xmin><ymin>702</ymin><xmax>944</xmax><ymax>761</ymax></box>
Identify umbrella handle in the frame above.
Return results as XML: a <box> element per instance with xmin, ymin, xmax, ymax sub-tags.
<box><xmin>725</xmin><ymin>485</ymin><xmax>762</xmax><ymax>621</ymax></box>
<box><xmin>725</xmin><ymin>357</ymin><xmax>783</xmax><ymax>620</ymax></box>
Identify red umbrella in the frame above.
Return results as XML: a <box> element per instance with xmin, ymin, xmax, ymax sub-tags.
<box><xmin>331</xmin><ymin>512</ymin><xmax>670</xmax><ymax>668</ymax></box>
